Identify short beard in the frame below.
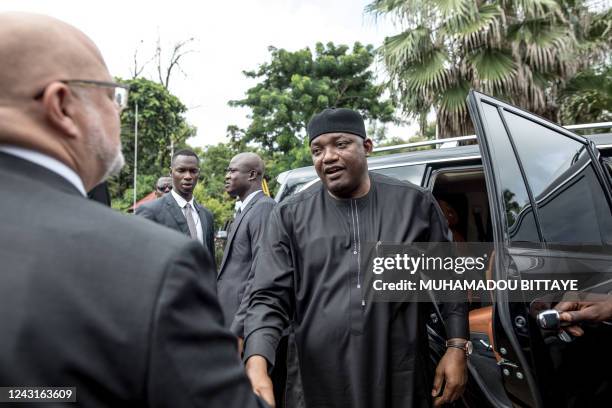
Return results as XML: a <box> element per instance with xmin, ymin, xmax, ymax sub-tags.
<box><xmin>102</xmin><ymin>145</ymin><xmax>125</xmax><ymax>180</ymax></box>
<box><xmin>83</xmin><ymin>99</ymin><xmax>125</xmax><ymax>184</ymax></box>
<box><xmin>87</xmin><ymin>125</ymin><xmax>125</xmax><ymax>184</ymax></box>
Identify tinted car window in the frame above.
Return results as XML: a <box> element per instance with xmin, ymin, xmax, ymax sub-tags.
<box><xmin>503</xmin><ymin>111</ymin><xmax>612</xmax><ymax>245</ymax></box>
<box><xmin>372</xmin><ymin>164</ymin><xmax>425</xmax><ymax>185</ymax></box>
<box><xmin>481</xmin><ymin>103</ymin><xmax>540</xmax><ymax>243</ymax></box>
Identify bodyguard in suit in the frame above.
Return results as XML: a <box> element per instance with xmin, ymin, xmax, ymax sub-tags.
<box><xmin>0</xmin><ymin>13</ymin><xmax>264</xmax><ymax>408</ymax></box>
<box><xmin>136</xmin><ymin>149</ymin><xmax>216</xmax><ymax>265</ymax></box>
<box><xmin>219</xmin><ymin>153</ymin><xmax>275</xmax><ymax>335</ymax></box>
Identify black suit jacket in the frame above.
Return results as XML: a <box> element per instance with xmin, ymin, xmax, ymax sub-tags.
<box><xmin>136</xmin><ymin>192</ymin><xmax>216</xmax><ymax>267</ymax></box>
<box><xmin>0</xmin><ymin>152</ymin><xmax>265</xmax><ymax>408</ymax></box>
<box><xmin>218</xmin><ymin>191</ymin><xmax>275</xmax><ymax>336</ymax></box>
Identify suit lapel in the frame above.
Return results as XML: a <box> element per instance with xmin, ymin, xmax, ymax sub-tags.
<box><xmin>163</xmin><ymin>194</ymin><xmax>190</xmax><ymax>236</ymax></box>
<box><xmin>218</xmin><ymin>191</ymin><xmax>263</xmax><ymax>276</ymax></box>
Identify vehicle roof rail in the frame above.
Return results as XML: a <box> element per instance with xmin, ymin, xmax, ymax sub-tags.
<box><xmin>562</xmin><ymin>121</ymin><xmax>612</xmax><ymax>130</ymax></box>
<box><xmin>373</xmin><ymin>135</ymin><xmax>477</xmax><ymax>153</ymax></box>
<box><xmin>373</xmin><ymin>122</ymin><xmax>612</xmax><ymax>153</ymax></box>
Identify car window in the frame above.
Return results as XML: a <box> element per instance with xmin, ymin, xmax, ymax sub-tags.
<box><xmin>276</xmin><ymin>174</ymin><xmax>317</xmax><ymax>202</ymax></box>
<box><xmin>503</xmin><ymin>111</ymin><xmax>612</xmax><ymax>245</ymax></box>
<box><xmin>481</xmin><ymin>103</ymin><xmax>540</xmax><ymax>243</ymax></box>
<box><xmin>372</xmin><ymin>164</ymin><xmax>425</xmax><ymax>185</ymax></box>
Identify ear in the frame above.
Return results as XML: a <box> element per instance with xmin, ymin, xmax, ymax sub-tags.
<box><xmin>363</xmin><ymin>138</ymin><xmax>374</xmax><ymax>156</ymax></box>
<box><xmin>41</xmin><ymin>82</ymin><xmax>81</xmax><ymax>139</ymax></box>
<box><xmin>248</xmin><ymin>169</ymin><xmax>257</xmax><ymax>181</ymax></box>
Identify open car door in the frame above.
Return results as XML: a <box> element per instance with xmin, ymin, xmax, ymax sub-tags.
<box><xmin>467</xmin><ymin>90</ymin><xmax>612</xmax><ymax>408</ymax></box>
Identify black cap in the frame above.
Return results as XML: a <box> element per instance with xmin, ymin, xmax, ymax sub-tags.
<box><xmin>307</xmin><ymin>108</ymin><xmax>366</xmax><ymax>144</ymax></box>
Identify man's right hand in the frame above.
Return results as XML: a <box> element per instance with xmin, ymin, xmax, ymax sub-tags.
<box><xmin>555</xmin><ymin>293</ymin><xmax>612</xmax><ymax>336</ymax></box>
<box><xmin>245</xmin><ymin>355</ymin><xmax>276</xmax><ymax>408</ymax></box>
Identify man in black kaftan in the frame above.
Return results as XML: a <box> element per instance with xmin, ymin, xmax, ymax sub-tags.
<box><xmin>244</xmin><ymin>108</ymin><xmax>469</xmax><ymax>408</ymax></box>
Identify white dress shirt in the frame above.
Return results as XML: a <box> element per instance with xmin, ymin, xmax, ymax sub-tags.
<box><xmin>170</xmin><ymin>189</ymin><xmax>203</xmax><ymax>244</ymax></box>
<box><xmin>0</xmin><ymin>145</ymin><xmax>86</xmax><ymax>196</ymax></box>
<box><xmin>238</xmin><ymin>189</ymin><xmax>262</xmax><ymax>212</ymax></box>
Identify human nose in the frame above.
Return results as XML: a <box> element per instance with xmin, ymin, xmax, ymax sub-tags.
<box><xmin>322</xmin><ymin>147</ymin><xmax>338</xmax><ymax>164</ymax></box>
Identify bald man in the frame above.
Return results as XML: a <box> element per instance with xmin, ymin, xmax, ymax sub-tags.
<box><xmin>0</xmin><ymin>13</ymin><xmax>265</xmax><ymax>408</ymax></box>
<box><xmin>154</xmin><ymin>176</ymin><xmax>172</xmax><ymax>198</ymax></box>
<box><xmin>219</xmin><ymin>152</ymin><xmax>275</xmax><ymax>336</ymax></box>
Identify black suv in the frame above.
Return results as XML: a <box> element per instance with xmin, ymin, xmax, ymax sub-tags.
<box><xmin>274</xmin><ymin>91</ymin><xmax>612</xmax><ymax>408</ymax></box>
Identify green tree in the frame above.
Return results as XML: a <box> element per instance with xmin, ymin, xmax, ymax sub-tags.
<box><xmin>559</xmin><ymin>65</ymin><xmax>612</xmax><ymax>125</ymax></box>
<box><xmin>229</xmin><ymin>42</ymin><xmax>396</xmax><ymax>173</ymax></box>
<box><xmin>192</xmin><ymin>143</ymin><xmax>241</xmax><ymax>224</ymax></box>
<box><xmin>368</xmin><ymin>0</ymin><xmax>611</xmax><ymax>137</ymax></box>
<box><xmin>109</xmin><ymin>77</ymin><xmax>195</xmax><ymax>210</ymax></box>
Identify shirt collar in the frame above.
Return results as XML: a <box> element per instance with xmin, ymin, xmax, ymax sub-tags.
<box><xmin>240</xmin><ymin>189</ymin><xmax>262</xmax><ymax>211</ymax></box>
<box><xmin>171</xmin><ymin>189</ymin><xmax>195</xmax><ymax>209</ymax></box>
<box><xmin>0</xmin><ymin>145</ymin><xmax>87</xmax><ymax>196</ymax></box>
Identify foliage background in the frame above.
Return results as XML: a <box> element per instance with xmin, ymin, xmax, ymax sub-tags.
<box><xmin>110</xmin><ymin>2</ymin><xmax>610</xmax><ymax>232</ymax></box>
<box><xmin>110</xmin><ymin>77</ymin><xmax>195</xmax><ymax>210</ymax></box>
<box><xmin>368</xmin><ymin>0</ymin><xmax>611</xmax><ymax>136</ymax></box>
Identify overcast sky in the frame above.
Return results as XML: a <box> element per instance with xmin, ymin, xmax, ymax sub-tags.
<box><xmin>1</xmin><ymin>0</ymin><xmax>416</xmax><ymax>147</ymax></box>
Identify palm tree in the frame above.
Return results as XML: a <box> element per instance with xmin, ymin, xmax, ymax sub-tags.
<box><xmin>367</xmin><ymin>0</ymin><xmax>611</xmax><ymax>137</ymax></box>
<box><xmin>559</xmin><ymin>65</ymin><xmax>612</xmax><ymax>125</ymax></box>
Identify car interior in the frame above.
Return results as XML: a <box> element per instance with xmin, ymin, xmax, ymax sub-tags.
<box><xmin>430</xmin><ymin>166</ymin><xmax>512</xmax><ymax>407</ymax></box>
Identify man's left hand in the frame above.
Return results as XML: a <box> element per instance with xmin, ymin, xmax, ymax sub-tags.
<box><xmin>432</xmin><ymin>346</ymin><xmax>467</xmax><ymax>407</ymax></box>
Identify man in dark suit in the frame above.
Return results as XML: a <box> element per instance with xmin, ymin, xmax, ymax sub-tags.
<box><xmin>0</xmin><ymin>12</ymin><xmax>265</xmax><ymax>407</ymax></box>
<box><xmin>219</xmin><ymin>153</ymin><xmax>275</xmax><ymax>335</ymax></box>
<box><xmin>136</xmin><ymin>149</ymin><xmax>216</xmax><ymax>265</ymax></box>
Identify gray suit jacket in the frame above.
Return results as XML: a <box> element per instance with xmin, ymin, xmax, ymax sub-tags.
<box><xmin>217</xmin><ymin>191</ymin><xmax>275</xmax><ymax>335</ymax></box>
<box><xmin>0</xmin><ymin>152</ymin><xmax>265</xmax><ymax>408</ymax></box>
<box><xmin>136</xmin><ymin>192</ymin><xmax>216</xmax><ymax>268</ymax></box>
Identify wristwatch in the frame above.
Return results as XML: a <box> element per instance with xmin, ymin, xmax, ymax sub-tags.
<box><xmin>445</xmin><ymin>339</ymin><xmax>473</xmax><ymax>358</ymax></box>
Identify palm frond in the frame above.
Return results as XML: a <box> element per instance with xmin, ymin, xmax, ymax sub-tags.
<box><xmin>381</xmin><ymin>26</ymin><xmax>434</xmax><ymax>71</ymax></box>
<box><xmin>512</xmin><ymin>0</ymin><xmax>560</xmax><ymax>19</ymax></box>
<box><xmin>468</xmin><ymin>48</ymin><xmax>516</xmax><ymax>82</ymax></box>
<box><xmin>432</xmin><ymin>0</ymin><xmax>472</xmax><ymax>18</ymax></box>
<box><xmin>438</xmin><ymin>80</ymin><xmax>470</xmax><ymax>113</ymax></box>
<box><xmin>403</xmin><ymin>50</ymin><xmax>450</xmax><ymax>92</ymax></box>
<box><xmin>508</xmin><ymin>18</ymin><xmax>575</xmax><ymax>72</ymax></box>
<box><xmin>366</xmin><ymin>0</ymin><xmax>437</xmax><ymax>25</ymax></box>
<box><xmin>444</xmin><ymin>3</ymin><xmax>503</xmax><ymax>50</ymax></box>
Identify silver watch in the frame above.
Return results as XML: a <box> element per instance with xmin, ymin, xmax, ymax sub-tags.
<box><xmin>446</xmin><ymin>339</ymin><xmax>473</xmax><ymax>357</ymax></box>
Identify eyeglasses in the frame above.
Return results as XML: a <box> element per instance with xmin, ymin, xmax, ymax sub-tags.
<box><xmin>35</xmin><ymin>79</ymin><xmax>130</xmax><ymax>110</ymax></box>
<box><xmin>63</xmin><ymin>80</ymin><xmax>129</xmax><ymax>110</ymax></box>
